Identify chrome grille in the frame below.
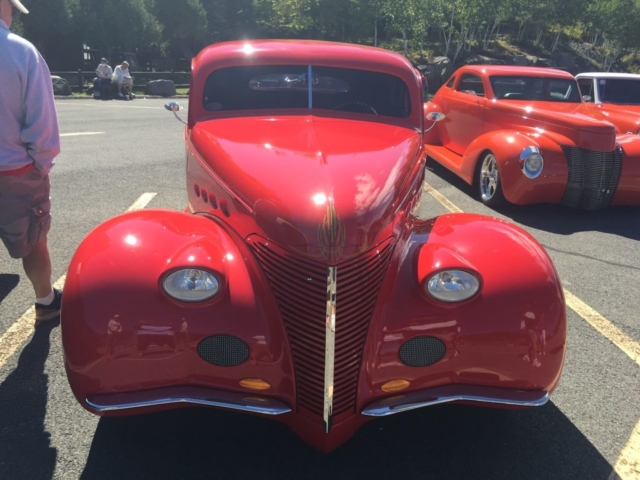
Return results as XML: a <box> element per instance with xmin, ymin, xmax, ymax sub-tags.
<box><xmin>248</xmin><ymin>236</ymin><xmax>395</xmax><ymax>418</ymax></box>
<box><xmin>560</xmin><ymin>146</ymin><xmax>622</xmax><ymax>209</ymax></box>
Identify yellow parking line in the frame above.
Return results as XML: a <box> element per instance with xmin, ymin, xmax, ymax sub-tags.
<box><xmin>0</xmin><ymin>192</ymin><xmax>157</xmax><ymax>371</ymax></box>
<box><xmin>564</xmin><ymin>290</ymin><xmax>640</xmax><ymax>367</ymax></box>
<box><xmin>615</xmin><ymin>419</ymin><xmax>640</xmax><ymax>479</ymax></box>
<box><xmin>423</xmin><ymin>183</ymin><xmax>463</xmax><ymax>213</ymax></box>
<box><xmin>423</xmin><ymin>180</ymin><xmax>640</xmax><ymax>480</ymax></box>
<box><xmin>0</xmin><ymin>275</ymin><xmax>66</xmax><ymax>368</ymax></box>
<box><xmin>126</xmin><ymin>192</ymin><xmax>157</xmax><ymax>212</ymax></box>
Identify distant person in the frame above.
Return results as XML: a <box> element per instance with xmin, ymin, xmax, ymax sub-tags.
<box><xmin>93</xmin><ymin>58</ymin><xmax>112</xmax><ymax>98</ymax></box>
<box><xmin>0</xmin><ymin>0</ymin><xmax>62</xmax><ymax>321</ymax></box>
<box><xmin>112</xmin><ymin>60</ymin><xmax>134</xmax><ymax>100</ymax></box>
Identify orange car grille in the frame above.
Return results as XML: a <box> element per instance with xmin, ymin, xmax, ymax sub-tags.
<box><xmin>249</xmin><ymin>236</ymin><xmax>395</xmax><ymax>418</ymax></box>
<box><xmin>560</xmin><ymin>146</ymin><xmax>622</xmax><ymax>209</ymax></box>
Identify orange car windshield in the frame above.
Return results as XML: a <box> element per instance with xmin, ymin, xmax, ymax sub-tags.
<box><xmin>490</xmin><ymin>76</ymin><xmax>581</xmax><ymax>103</ymax></box>
<box><xmin>203</xmin><ymin>65</ymin><xmax>411</xmax><ymax>118</ymax></box>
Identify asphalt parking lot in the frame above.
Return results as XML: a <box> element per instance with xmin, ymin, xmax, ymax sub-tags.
<box><xmin>0</xmin><ymin>98</ymin><xmax>638</xmax><ymax>479</ymax></box>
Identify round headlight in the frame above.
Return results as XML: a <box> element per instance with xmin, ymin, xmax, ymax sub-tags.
<box><xmin>519</xmin><ymin>146</ymin><xmax>544</xmax><ymax>179</ymax></box>
<box><xmin>162</xmin><ymin>269</ymin><xmax>220</xmax><ymax>302</ymax></box>
<box><xmin>426</xmin><ymin>270</ymin><xmax>480</xmax><ymax>303</ymax></box>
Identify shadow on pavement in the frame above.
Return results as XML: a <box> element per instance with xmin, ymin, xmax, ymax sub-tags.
<box><xmin>426</xmin><ymin>158</ymin><xmax>640</xmax><ymax>241</ymax></box>
<box><xmin>0</xmin><ymin>273</ymin><xmax>20</xmax><ymax>304</ymax></box>
<box><xmin>495</xmin><ymin>203</ymin><xmax>640</xmax><ymax>241</ymax></box>
<box><xmin>81</xmin><ymin>401</ymin><xmax>617</xmax><ymax>480</ymax></box>
<box><xmin>0</xmin><ymin>319</ymin><xmax>58</xmax><ymax>479</ymax></box>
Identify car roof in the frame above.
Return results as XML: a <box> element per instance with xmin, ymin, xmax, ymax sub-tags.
<box><xmin>188</xmin><ymin>40</ymin><xmax>423</xmax><ymax>129</ymax></box>
<box><xmin>576</xmin><ymin>72</ymin><xmax>640</xmax><ymax>79</ymax></box>
<box><xmin>458</xmin><ymin>65</ymin><xmax>575</xmax><ymax>79</ymax></box>
<box><xmin>193</xmin><ymin>40</ymin><xmax>416</xmax><ymax>79</ymax></box>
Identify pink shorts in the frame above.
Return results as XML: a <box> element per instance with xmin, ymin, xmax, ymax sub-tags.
<box><xmin>0</xmin><ymin>166</ymin><xmax>51</xmax><ymax>259</ymax></box>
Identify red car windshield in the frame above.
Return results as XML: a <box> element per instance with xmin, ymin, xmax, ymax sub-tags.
<box><xmin>203</xmin><ymin>65</ymin><xmax>411</xmax><ymax>118</ymax></box>
<box><xmin>490</xmin><ymin>76</ymin><xmax>582</xmax><ymax>103</ymax></box>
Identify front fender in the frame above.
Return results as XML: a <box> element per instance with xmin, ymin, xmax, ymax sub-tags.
<box><xmin>461</xmin><ymin>131</ymin><xmax>569</xmax><ymax>204</ymax></box>
<box><xmin>614</xmin><ymin>134</ymin><xmax>640</xmax><ymax>205</ymax></box>
<box><xmin>61</xmin><ymin>209</ymin><xmax>294</xmax><ymax>413</ymax></box>
<box><xmin>359</xmin><ymin>213</ymin><xmax>566</xmax><ymax>409</ymax></box>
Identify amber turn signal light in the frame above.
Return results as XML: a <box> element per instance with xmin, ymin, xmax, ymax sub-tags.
<box><xmin>240</xmin><ymin>378</ymin><xmax>271</xmax><ymax>390</ymax></box>
<box><xmin>381</xmin><ymin>379</ymin><xmax>410</xmax><ymax>392</ymax></box>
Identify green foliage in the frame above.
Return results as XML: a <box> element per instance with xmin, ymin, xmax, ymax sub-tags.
<box><xmin>152</xmin><ymin>0</ymin><xmax>207</xmax><ymax>41</ymax></box>
<box><xmin>77</xmin><ymin>0</ymin><xmax>162</xmax><ymax>52</ymax></box>
<box><xmin>11</xmin><ymin>0</ymin><xmax>640</xmax><ymax>70</ymax></box>
<box><xmin>22</xmin><ymin>0</ymin><xmax>79</xmax><ymax>56</ymax></box>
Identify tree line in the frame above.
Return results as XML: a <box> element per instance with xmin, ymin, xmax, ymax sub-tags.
<box><xmin>12</xmin><ymin>0</ymin><xmax>640</xmax><ymax>71</ymax></box>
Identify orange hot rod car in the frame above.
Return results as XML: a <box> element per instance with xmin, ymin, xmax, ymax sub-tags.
<box><xmin>61</xmin><ymin>41</ymin><xmax>566</xmax><ymax>452</ymax></box>
<box><xmin>576</xmin><ymin>72</ymin><xmax>640</xmax><ymax>134</ymax></box>
<box><xmin>424</xmin><ymin>66</ymin><xmax>640</xmax><ymax>209</ymax></box>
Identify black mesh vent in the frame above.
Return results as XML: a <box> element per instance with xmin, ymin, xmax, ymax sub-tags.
<box><xmin>399</xmin><ymin>336</ymin><xmax>446</xmax><ymax>367</ymax></box>
<box><xmin>197</xmin><ymin>335</ymin><xmax>249</xmax><ymax>366</ymax></box>
<box><xmin>560</xmin><ymin>145</ymin><xmax>623</xmax><ymax>210</ymax></box>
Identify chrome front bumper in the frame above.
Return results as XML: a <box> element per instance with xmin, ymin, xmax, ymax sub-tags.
<box><xmin>362</xmin><ymin>385</ymin><xmax>549</xmax><ymax>417</ymax></box>
<box><xmin>86</xmin><ymin>386</ymin><xmax>291</xmax><ymax>416</ymax></box>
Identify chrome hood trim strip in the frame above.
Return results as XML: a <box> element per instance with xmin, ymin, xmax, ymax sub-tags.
<box><xmin>86</xmin><ymin>386</ymin><xmax>291</xmax><ymax>416</ymax></box>
<box><xmin>323</xmin><ymin>266</ymin><xmax>337</xmax><ymax>433</ymax></box>
<box><xmin>362</xmin><ymin>386</ymin><xmax>549</xmax><ymax>417</ymax></box>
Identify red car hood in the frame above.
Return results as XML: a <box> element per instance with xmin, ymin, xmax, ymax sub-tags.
<box><xmin>493</xmin><ymin>101</ymin><xmax>616</xmax><ymax>135</ymax></box>
<box><xmin>190</xmin><ymin>116</ymin><xmax>422</xmax><ymax>262</ymax></box>
<box><xmin>602</xmin><ymin>103</ymin><xmax>640</xmax><ymax>115</ymax></box>
<box><xmin>600</xmin><ymin>103</ymin><xmax>640</xmax><ymax>116</ymax></box>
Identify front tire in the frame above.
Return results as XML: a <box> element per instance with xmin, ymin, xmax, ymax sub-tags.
<box><xmin>476</xmin><ymin>152</ymin><xmax>506</xmax><ymax>207</ymax></box>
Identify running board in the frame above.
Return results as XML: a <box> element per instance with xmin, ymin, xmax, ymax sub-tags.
<box><xmin>424</xmin><ymin>144</ymin><xmax>473</xmax><ymax>184</ymax></box>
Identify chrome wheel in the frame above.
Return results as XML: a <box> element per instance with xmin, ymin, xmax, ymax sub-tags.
<box><xmin>476</xmin><ymin>152</ymin><xmax>506</xmax><ymax>207</ymax></box>
<box><xmin>480</xmin><ymin>154</ymin><xmax>500</xmax><ymax>201</ymax></box>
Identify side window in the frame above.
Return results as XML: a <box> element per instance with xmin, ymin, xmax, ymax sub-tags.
<box><xmin>549</xmin><ymin>80</ymin><xmax>570</xmax><ymax>99</ymax></box>
<box><xmin>445</xmin><ymin>76</ymin><xmax>456</xmax><ymax>88</ymax></box>
<box><xmin>456</xmin><ymin>74</ymin><xmax>484</xmax><ymax>96</ymax></box>
<box><xmin>578</xmin><ymin>79</ymin><xmax>594</xmax><ymax>102</ymax></box>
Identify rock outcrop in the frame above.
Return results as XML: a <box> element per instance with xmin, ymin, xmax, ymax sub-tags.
<box><xmin>145</xmin><ymin>79</ymin><xmax>177</xmax><ymax>97</ymax></box>
<box><xmin>51</xmin><ymin>76</ymin><xmax>72</xmax><ymax>96</ymax></box>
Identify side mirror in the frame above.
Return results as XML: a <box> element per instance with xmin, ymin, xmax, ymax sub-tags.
<box><xmin>165</xmin><ymin>101</ymin><xmax>187</xmax><ymax>124</ymax></box>
<box><xmin>424</xmin><ymin>111</ymin><xmax>445</xmax><ymax>133</ymax></box>
<box><xmin>582</xmin><ymin>95</ymin><xmax>592</xmax><ymax>103</ymax></box>
<box><xmin>426</xmin><ymin>112</ymin><xmax>446</xmax><ymax>122</ymax></box>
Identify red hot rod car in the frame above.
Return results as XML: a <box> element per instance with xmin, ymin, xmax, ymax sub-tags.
<box><xmin>576</xmin><ymin>72</ymin><xmax>640</xmax><ymax>135</ymax></box>
<box><xmin>62</xmin><ymin>41</ymin><xmax>566</xmax><ymax>452</ymax></box>
<box><xmin>424</xmin><ymin>66</ymin><xmax>640</xmax><ymax>209</ymax></box>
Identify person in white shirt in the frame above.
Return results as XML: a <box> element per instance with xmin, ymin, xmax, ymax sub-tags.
<box><xmin>93</xmin><ymin>58</ymin><xmax>112</xmax><ymax>98</ymax></box>
<box><xmin>112</xmin><ymin>60</ymin><xmax>134</xmax><ymax>100</ymax></box>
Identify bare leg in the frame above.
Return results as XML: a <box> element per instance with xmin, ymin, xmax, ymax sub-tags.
<box><xmin>22</xmin><ymin>237</ymin><xmax>53</xmax><ymax>298</ymax></box>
